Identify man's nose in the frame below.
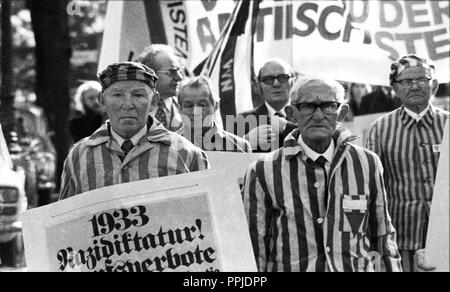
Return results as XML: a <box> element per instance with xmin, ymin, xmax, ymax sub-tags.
<box><xmin>312</xmin><ymin>107</ymin><xmax>325</xmax><ymax>119</ymax></box>
<box><xmin>173</xmin><ymin>70</ymin><xmax>183</xmax><ymax>81</ymax></box>
<box><xmin>120</xmin><ymin>95</ymin><xmax>134</xmax><ymax>109</ymax></box>
<box><xmin>273</xmin><ymin>78</ymin><xmax>281</xmax><ymax>87</ymax></box>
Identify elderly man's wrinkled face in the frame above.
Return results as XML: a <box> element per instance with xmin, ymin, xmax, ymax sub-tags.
<box><xmin>290</xmin><ymin>81</ymin><xmax>347</xmax><ymax>147</ymax></box>
<box><xmin>100</xmin><ymin>81</ymin><xmax>155</xmax><ymax>139</ymax></box>
<box><xmin>259</xmin><ymin>61</ymin><xmax>294</xmax><ymax>111</ymax></box>
<box><xmin>393</xmin><ymin>66</ymin><xmax>439</xmax><ymax>112</ymax></box>
<box><xmin>155</xmin><ymin>51</ymin><xmax>183</xmax><ymax>99</ymax></box>
<box><xmin>180</xmin><ymin>86</ymin><xmax>217</xmax><ymax>129</ymax></box>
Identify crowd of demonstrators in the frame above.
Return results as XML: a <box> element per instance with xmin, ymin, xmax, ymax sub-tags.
<box><xmin>178</xmin><ymin>76</ymin><xmax>251</xmax><ymax>153</ymax></box>
<box><xmin>59</xmin><ymin>62</ymin><xmax>209</xmax><ymax>200</ymax></box>
<box><xmin>69</xmin><ymin>81</ymin><xmax>105</xmax><ymax>143</ymax></box>
<box><xmin>234</xmin><ymin>59</ymin><xmax>297</xmax><ymax>152</ymax></box>
<box><xmin>364</xmin><ymin>55</ymin><xmax>449</xmax><ymax>272</ymax></box>
<box><xmin>55</xmin><ymin>42</ymin><xmax>448</xmax><ymax>272</ymax></box>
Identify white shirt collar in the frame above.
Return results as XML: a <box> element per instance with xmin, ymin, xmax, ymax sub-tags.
<box><xmin>111</xmin><ymin>125</ymin><xmax>148</xmax><ymax>148</ymax></box>
<box><xmin>298</xmin><ymin>134</ymin><xmax>335</xmax><ymax>164</ymax></box>
<box><xmin>404</xmin><ymin>105</ymin><xmax>430</xmax><ymax>122</ymax></box>
<box><xmin>265</xmin><ymin>102</ymin><xmax>286</xmax><ymax>118</ymax></box>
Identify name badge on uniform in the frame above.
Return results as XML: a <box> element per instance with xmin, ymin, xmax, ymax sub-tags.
<box><xmin>433</xmin><ymin>144</ymin><xmax>441</xmax><ymax>153</ymax></box>
<box><xmin>342</xmin><ymin>196</ymin><xmax>367</xmax><ymax>211</ymax></box>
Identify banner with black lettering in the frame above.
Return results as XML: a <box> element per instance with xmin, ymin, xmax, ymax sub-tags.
<box><xmin>98</xmin><ymin>0</ymin><xmax>449</xmax><ymax>87</ymax></box>
<box><xmin>21</xmin><ymin>170</ymin><xmax>257</xmax><ymax>272</ymax></box>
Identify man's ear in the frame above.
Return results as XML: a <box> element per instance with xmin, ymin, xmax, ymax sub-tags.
<box><xmin>337</xmin><ymin>103</ymin><xmax>349</xmax><ymax>122</ymax></box>
<box><xmin>285</xmin><ymin>105</ymin><xmax>298</xmax><ymax>124</ymax></box>
<box><xmin>98</xmin><ymin>91</ymin><xmax>106</xmax><ymax>110</ymax></box>
<box><xmin>151</xmin><ymin>91</ymin><xmax>161</xmax><ymax>108</ymax></box>
<box><xmin>431</xmin><ymin>79</ymin><xmax>439</xmax><ymax>96</ymax></box>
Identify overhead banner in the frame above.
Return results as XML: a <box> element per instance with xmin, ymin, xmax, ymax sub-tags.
<box><xmin>99</xmin><ymin>0</ymin><xmax>449</xmax><ymax>85</ymax></box>
<box><xmin>21</xmin><ymin>170</ymin><xmax>257</xmax><ymax>272</ymax></box>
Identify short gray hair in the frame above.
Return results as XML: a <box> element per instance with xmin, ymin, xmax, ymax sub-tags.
<box><xmin>178</xmin><ymin>75</ymin><xmax>219</xmax><ymax>105</ymax></box>
<box><xmin>135</xmin><ymin>44</ymin><xmax>177</xmax><ymax>72</ymax></box>
<box><xmin>289</xmin><ymin>77</ymin><xmax>346</xmax><ymax>104</ymax></box>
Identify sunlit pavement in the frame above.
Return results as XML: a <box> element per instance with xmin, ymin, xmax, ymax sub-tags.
<box><xmin>0</xmin><ymin>266</ymin><xmax>27</xmax><ymax>272</ymax></box>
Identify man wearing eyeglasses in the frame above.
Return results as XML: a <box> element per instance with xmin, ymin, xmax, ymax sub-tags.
<box><xmin>235</xmin><ymin>59</ymin><xmax>297</xmax><ymax>152</ymax></box>
<box><xmin>136</xmin><ymin>44</ymin><xmax>184</xmax><ymax>133</ymax></box>
<box><xmin>242</xmin><ymin>77</ymin><xmax>401</xmax><ymax>272</ymax></box>
<box><xmin>364</xmin><ymin>54</ymin><xmax>449</xmax><ymax>272</ymax></box>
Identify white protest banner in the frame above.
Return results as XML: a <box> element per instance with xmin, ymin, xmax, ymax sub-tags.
<box><xmin>253</xmin><ymin>0</ymin><xmax>449</xmax><ymax>85</ymax></box>
<box><xmin>206</xmin><ymin>151</ymin><xmax>264</xmax><ymax>185</ymax></box>
<box><xmin>425</xmin><ymin>120</ymin><xmax>449</xmax><ymax>272</ymax></box>
<box><xmin>21</xmin><ymin>169</ymin><xmax>257</xmax><ymax>272</ymax></box>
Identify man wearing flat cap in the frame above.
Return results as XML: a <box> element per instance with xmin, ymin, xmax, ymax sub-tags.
<box><xmin>59</xmin><ymin>62</ymin><xmax>209</xmax><ymax>200</ymax></box>
<box><xmin>243</xmin><ymin>77</ymin><xmax>401</xmax><ymax>272</ymax></box>
<box><xmin>364</xmin><ymin>54</ymin><xmax>449</xmax><ymax>271</ymax></box>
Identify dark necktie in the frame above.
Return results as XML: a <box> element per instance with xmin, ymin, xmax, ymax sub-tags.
<box><xmin>155</xmin><ymin>101</ymin><xmax>168</xmax><ymax>128</ymax></box>
<box><xmin>315</xmin><ymin>155</ymin><xmax>328</xmax><ymax>209</ymax></box>
<box><xmin>121</xmin><ymin>140</ymin><xmax>134</xmax><ymax>156</ymax></box>
<box><xmin>315</xmin><ymin>156</ymin><xmax>327</xmax><ymax>168</ymax></box>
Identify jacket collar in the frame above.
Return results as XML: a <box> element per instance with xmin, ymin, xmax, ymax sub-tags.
<box><xmin>399</xmin><ymin>105</ymin><xmax>437</xmax><ymax>128</ymax></box>
<box><xmin>283</xmin><ymin>126</ymin><xmax>357</xmax><ymax>160</ymax></box>
<box><xmin>86</xmin><ymin>116</ymin><xmax>172</xmax><ymax>147</ymax></box>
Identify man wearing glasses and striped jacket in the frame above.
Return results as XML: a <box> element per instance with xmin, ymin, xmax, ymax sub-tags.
<box><xmin>364</xmin><ymin>55</ymin><xmax>449</xmax><ymax>271</ymax></box>
<box><xmin>242</xmin><ymin>77</ymin><xmax>402</xmax><ymax>272</ymax></box>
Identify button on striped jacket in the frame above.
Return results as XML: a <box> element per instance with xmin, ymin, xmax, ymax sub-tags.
<box><xmin>59</xmin><ymin>118</ymin><xmax>210</xmax><ymax>200</ymax></box>
<box><xmin>242</xmin><ymin>127</ymin><xmax>402</xmax><ymax>272</ymax></box>
<box><xmin>364</xmin><ymin>106</ymin><xmax>449</xmax><ymax>250</ymax></box>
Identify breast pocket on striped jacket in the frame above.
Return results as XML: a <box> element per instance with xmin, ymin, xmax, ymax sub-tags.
<box><xmin>340</xmin><ymin>194</ymin><xmax>369</xmax><ymax>235</ymax></box>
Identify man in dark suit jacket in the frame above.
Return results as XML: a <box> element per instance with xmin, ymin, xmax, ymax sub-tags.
<box><xmin>234</xmin><ymin>59</ymin><xmax>297</xmax><ymax>152</ymax></box>
<box><xmin>359</xmin><ymin>86</ymin><xmax>402</xmax><ymax>115</ymax></box>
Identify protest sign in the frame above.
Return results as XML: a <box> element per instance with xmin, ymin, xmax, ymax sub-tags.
<box><xmin>425</xmin><ymin>120</ymin><xmax>449</xmax><ymax>272</ymax></box>
<box><xmin>21</xmin><ymin>169</ymin><xmax>257</xmax><ymax>272</ymax></box>
<box><xmin>206</xmin><ymin>151</ymin><xmax>264</xmax><ymax>185</ymax></box>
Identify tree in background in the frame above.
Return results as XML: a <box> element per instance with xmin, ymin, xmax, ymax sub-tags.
<box><xmin>26</xmin><ymin>0</ymin><xmax>72</xmax><ymax>190</ymax></box>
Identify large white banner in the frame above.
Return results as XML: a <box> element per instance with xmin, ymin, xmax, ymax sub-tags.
<box><xmin>21</xmin><ymin>170</ymin><xmax>257</xmax><ymax>272</ymax></box>
<box><xmin>99</xmin><ymin>0</ymin><xmax>449</xmax><ymax>84</ymax></box>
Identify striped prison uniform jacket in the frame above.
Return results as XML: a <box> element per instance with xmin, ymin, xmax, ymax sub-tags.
<box><xmin>59</xmin><ymin>117</ymin><xmax>209</xmax><ymax>200</ymax></box>
<box><xmin>364</xmin><ymin>106</ymin><xmax>449</xmax><ymax>251</ymax></box>
<box><xmin>242</xmin><ymin>127</ymin><xmax>402</xmax><ymax>272</ymax></box>
<box><xmin>185</xmin><ymin>124</ymin><xmax>252</xmax><ymax>153</ymax></box>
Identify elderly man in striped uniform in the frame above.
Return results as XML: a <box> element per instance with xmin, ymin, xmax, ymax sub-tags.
<box><xmin>179</xmin><ymin>76</ymin><xmax>251</xmax><ymax>153</ymax></box>
<box><xmin>364</xmin><ymin>55</ymin><xmax>449</xmax><ymax>272</ymax></box>
<box><xmin>242</xmin><ymin>77</ymin><xmax>402</xmax><ymax>272</ymax></box>
<box><xmin>59</xmin><ymin>62</ymin><xmax>209</xmax><ymax>200</ymax></box>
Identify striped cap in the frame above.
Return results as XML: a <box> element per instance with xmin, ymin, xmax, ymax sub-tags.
<box><xmin>98</xmin><ymin>62</ymin><xmax>158</xmax><ymax>90</ymax></box>
<box><xmin>390</xmin><ymin>54</ymin><xmax>435</xmax><ymax>85</ymax></box>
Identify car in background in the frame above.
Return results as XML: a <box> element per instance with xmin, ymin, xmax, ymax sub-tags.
<box><xmin>0</xmin><ymin>124</ymin><xmax>27</xmax><ymax>268</ymax></box>
<box><xmin>13</xmin><ymin>103</ymin><xmax>56</xmax><ymax>207</ymax></box>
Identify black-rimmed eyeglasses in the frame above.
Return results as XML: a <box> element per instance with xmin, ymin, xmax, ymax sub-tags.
<box><xmin>260</xmin><ymin>74</ymin><xmax>293</xmax><ymax>86</ymax></box>
<box><xmin>293</xmin><ymin>102</ymin><xmax>341</xmax><ymax>115</ymax></box>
